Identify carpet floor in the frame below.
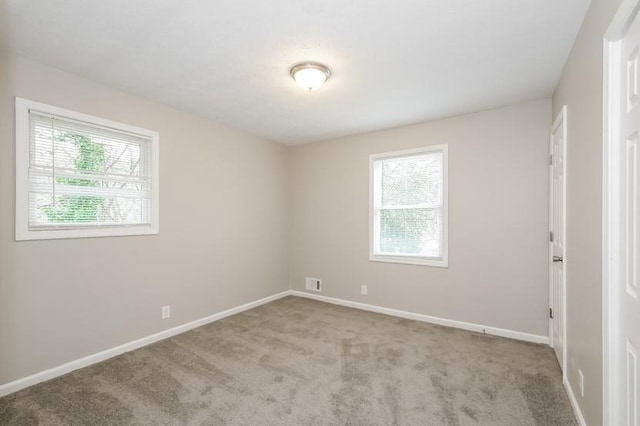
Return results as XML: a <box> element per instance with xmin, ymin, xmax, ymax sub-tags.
<box><xmin>0</xmin><ymin>296</ymin><xmax>576</xmax><ymax>425</ymax></box>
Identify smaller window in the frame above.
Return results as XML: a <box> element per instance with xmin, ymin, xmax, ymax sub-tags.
<box><xmin>370</xmin><ymin>145</ymin><xmax>448</xmax><ymax>267</ymax></box>
<box><xmin>15</xmin><ymin>98</ymin><xmax>159</xmax><ymax>240</ymax></box>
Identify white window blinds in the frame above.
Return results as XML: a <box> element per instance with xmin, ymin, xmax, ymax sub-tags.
<box><xmin>28</xmin><ymin>110</ymin><xmax>153</xmax><ymax>229</ymax></box>
<box><xmin>371</xmin><ymin>145</ymin><xmax>448</xmax><ymax>267</ymax></box>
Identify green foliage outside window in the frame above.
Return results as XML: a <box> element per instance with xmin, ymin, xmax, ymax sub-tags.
<box><xmin>42</xmin><ymin>134</ymin><xmax>106</xmax><ymax>223</ymax></box>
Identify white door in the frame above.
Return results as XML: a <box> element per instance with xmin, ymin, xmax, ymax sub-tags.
<box><xmin>614</xmin><ymin>8</ymin><xmax>640</xmax><ymax>425</ymax></box>
<box><xmin>550</xmin><ymin>107</ymin><xmax>566</xmax><ymax>371</ymax></box>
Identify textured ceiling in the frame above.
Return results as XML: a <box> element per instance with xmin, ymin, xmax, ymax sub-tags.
<box><xmin>0</xmin><ymin>0</ymin><xmax>590</xmax><ymax>145</ymax></box>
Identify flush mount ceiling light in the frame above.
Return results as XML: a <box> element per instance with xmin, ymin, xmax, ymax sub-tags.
<box><xmin>290</xmin><ymin>63</ymin><xmax>331</xmax><ymax>91</ymax></box>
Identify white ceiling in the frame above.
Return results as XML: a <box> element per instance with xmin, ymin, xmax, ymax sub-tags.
<box><xmin>0</xmin><ymin>0</ymin><xmax>590</xmax><ymax>145</ymax></box>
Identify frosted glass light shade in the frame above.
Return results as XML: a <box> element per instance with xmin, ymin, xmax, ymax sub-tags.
<box><xmin>290</xmin><ymin>63</ymin><xmax>331</xmax><ymax>91</ymax></box>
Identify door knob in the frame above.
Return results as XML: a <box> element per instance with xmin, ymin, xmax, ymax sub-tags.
<box><xmin>553</xmin><ymin>255</ymin><xmax>563</xmax><ymax>262</ymax></box>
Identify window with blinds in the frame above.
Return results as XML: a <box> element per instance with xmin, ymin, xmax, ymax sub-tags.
<box><xmin>370</xmin><ymin>145</ymin><xmax>448</xmax><ymax>267</ymax></box>
<box><xmin>16</xmin><ymin>98</ymin><xmax>159</xmax><ymax>240</ymax></box>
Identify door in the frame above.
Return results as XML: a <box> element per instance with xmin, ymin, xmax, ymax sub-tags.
<box><xmin>550</xmin><ymin>107</ymin><xmax>566</xmax><ymax>372</ymax></box>
<box><xmin>614</xmin><ymin>7</ymin><xmax>640</xmax><ymax>425</ymax></box>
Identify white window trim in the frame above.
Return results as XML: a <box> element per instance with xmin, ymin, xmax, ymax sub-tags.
<box><xmin>15</xmin><ymin>97</ymin><xmax>160</xmax><ymax>241</ymax></box>
<box><xmin>369</xmin><ymin>144</ymin><xmax>449</xmax><ymax>268</ymax></box>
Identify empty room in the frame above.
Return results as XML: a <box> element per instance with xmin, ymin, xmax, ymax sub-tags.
<box><xmin>0</xmin><ymin>0</ymin><xmax>636</xmax><ymax>424</ymax></box>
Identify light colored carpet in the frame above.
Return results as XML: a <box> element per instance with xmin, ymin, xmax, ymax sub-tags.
<box><xmin>0</xmin><ymin>296</ymin><xmax>576</xmax><ymax>425</ymax></box>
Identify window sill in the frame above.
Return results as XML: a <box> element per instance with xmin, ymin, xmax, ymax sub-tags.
<box><xmin>369</xmin><ymin>254</ymin><xmax>448</xmax><ymax>268</ymax></box>
<box><xmin>16</xmin><ymin>224</ymin><xmax>158</xmax><ymax>241</ymax></box>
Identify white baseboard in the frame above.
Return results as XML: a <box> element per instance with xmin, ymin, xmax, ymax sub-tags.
<box><xmin>289</xmin><ymin>290</ymin><xmax>550</xmax><ymax>345</ymax></box>
<box><xmin>0</xmin><ymin>290</ymin><xmax>290</xmax><ymax>398</ymax></box>
<box><xmin>0</xmin><ymin>289</ymin><xmax>550</xmax><ymax>398</ymax></box>
<box><xmin>564</xmin><ymin>379</ymin><xmax>587</xmax><ymax>425</ymax></box>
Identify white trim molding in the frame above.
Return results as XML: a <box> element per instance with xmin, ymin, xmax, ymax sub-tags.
<box><xmin>0</xmin><ymin>291</ymin><xmax>290</xmax><ymax>398</ymax></box>
<box><xmin>290</xmin><ymin>290</ymin><xmax>550</xmax><ymax>344</ymax></box>
<box><xmin>565</xmin><ymin>380</ymin><xmax>588</xmax><ymax>426</ymax></box>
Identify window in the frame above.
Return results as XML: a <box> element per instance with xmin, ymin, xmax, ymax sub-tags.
<box><xmin>15</xmin><ymin>98</ymin><xmax>159</xmax><ymax>240</ymax></box>
<box><xmin>370</xmin><ymin>145</ymin><xmax>448</xmax><ymax>267</ymax></box>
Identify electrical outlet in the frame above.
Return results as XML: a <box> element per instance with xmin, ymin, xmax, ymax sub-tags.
<box><xmin>361</xmin><ymin>285</ymin><xmax>368</xmax><ymax>295</ymax></box>
<box><xmin>578</xmin><ymin>370</ymin><xmax>584</xmax><ymax>397</ymax></box>
<box><xmin>305</xmin><ymin>277</ymin><xmax>322</xmax><ymax>292</ymax></box>
<box><xmin>161</xmin><ymin>305</ymin><xmax>170</xmax><ymax>320</ymax></box>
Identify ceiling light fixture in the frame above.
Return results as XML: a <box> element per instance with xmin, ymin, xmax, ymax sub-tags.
<box><xmin>290</xmin><ymin>63</ymin><xmax>331</xmax><ymax>91</ymax></box>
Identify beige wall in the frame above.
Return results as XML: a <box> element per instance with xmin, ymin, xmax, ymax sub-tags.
<box><xmin>552</xmin><ymin>0</ymin><xmax>623</xmax><ymax>424</ymax></box>
<box><xmin>2</xmin><ymin>17</ymin><xmax>606</xmax><ymax>419</ymax></box>
<box><xmin>0</xmin><ymin>51</ymin><xmax>290</xmax><ymax>386</ymax></box>
<box><xmin>289</xmin><ymin>99</ymin><xmax>551</xmax><ymax>337</ymax></box>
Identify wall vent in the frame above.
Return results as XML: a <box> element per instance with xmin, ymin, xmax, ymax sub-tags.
<box><xmin>305</xmin><ymin>277</ymin><xmax>322</xmax><ymax>292</ymax></box>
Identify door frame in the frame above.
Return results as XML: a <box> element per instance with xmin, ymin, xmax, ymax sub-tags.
<box><xmin>604</xmin><ymin>0</ymin><xmax>640</xmax><ymax>424</ymax></box>
<box><xmin>549</xmin><ymin>105</ymin><xmax>568</xmax><ymax>382</ymax></box>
